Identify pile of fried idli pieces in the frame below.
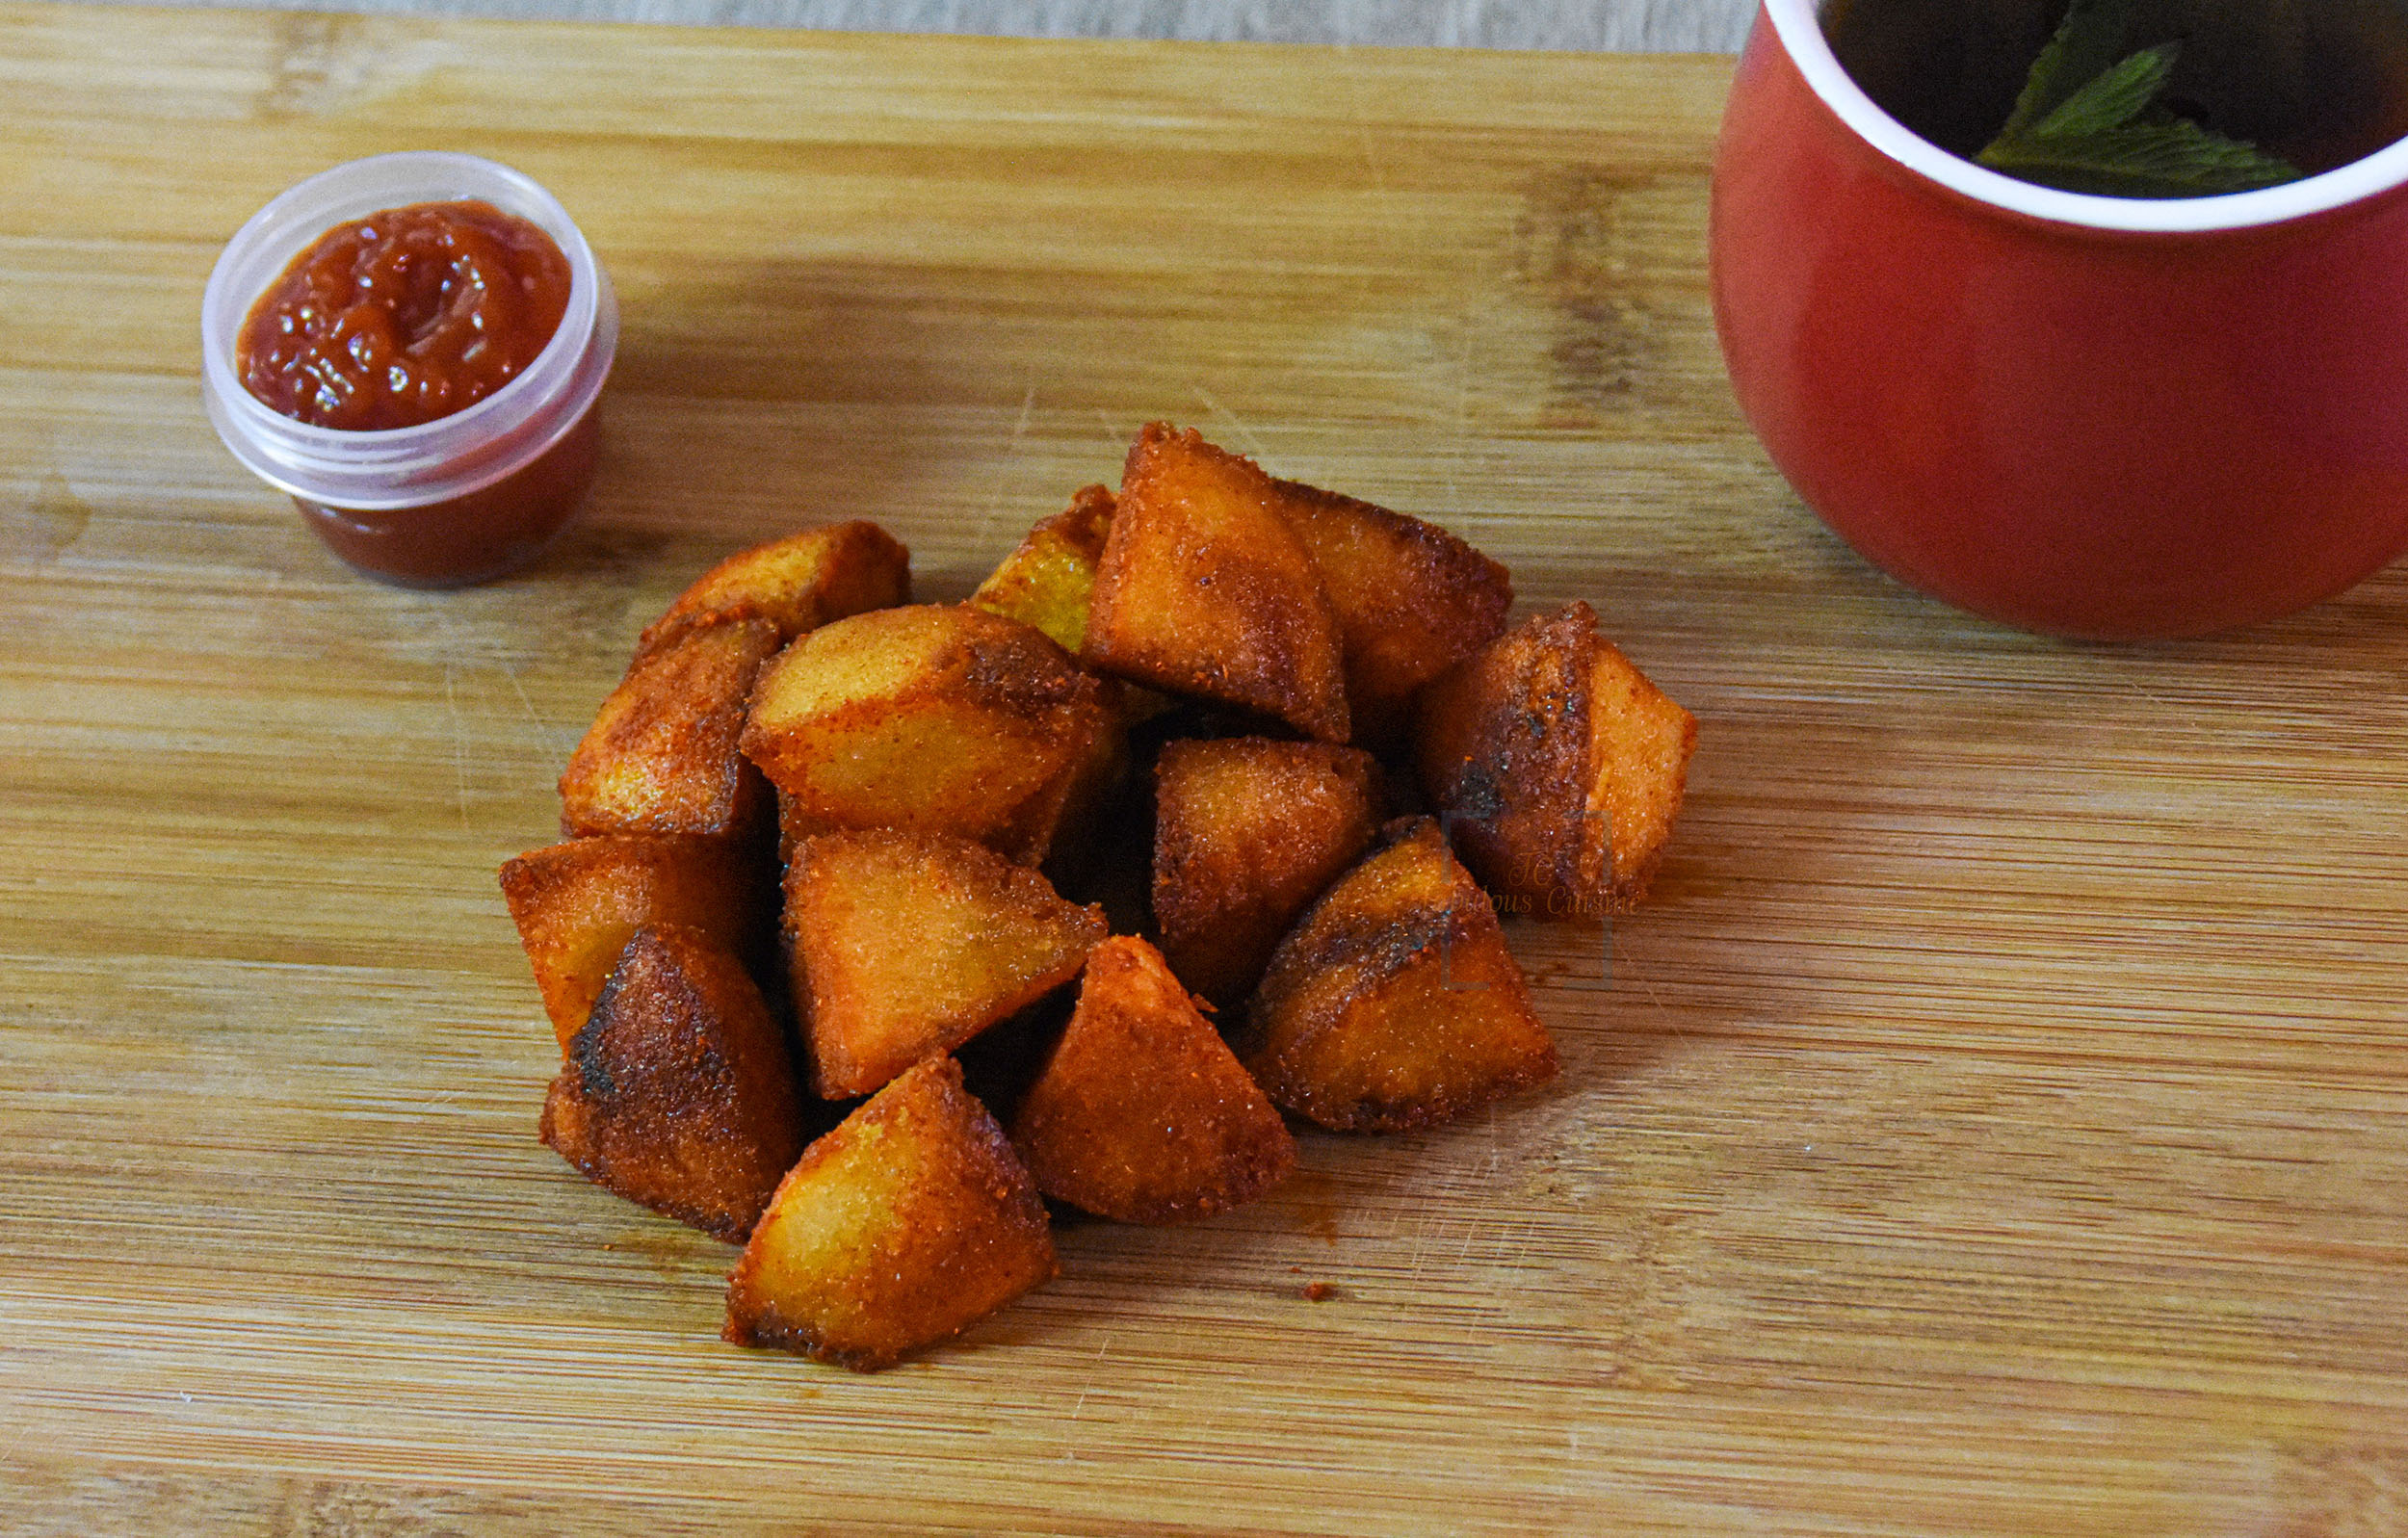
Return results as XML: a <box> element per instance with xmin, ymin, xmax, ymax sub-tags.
<box><xmin>502</xmin><ymin>424</ymin><xmax>1696</xmax><ymax>1370</ymax></box>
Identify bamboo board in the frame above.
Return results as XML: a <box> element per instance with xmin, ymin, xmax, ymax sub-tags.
<box><xmin>3</xmin><ymin>5</ymin><xmax>2405</xmax><ymax>1532</ymax></box>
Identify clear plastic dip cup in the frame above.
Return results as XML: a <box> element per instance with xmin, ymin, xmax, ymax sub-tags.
<box><xmin>200</xmin><ymin>152</ymin><xmax>618</xmax><ymax>587</ymax></box>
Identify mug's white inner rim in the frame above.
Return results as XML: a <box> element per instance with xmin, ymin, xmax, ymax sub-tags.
<box><xmin>1767</xmin><ymin>0</ymin><xmax>2408</xmax><ymax>232</ymax></box>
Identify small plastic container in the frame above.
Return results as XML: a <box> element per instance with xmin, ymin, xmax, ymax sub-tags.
<box><xmin>201</xmin><ymin>152</ymin><xmax>618</xmax><ymax>587</ymax></box>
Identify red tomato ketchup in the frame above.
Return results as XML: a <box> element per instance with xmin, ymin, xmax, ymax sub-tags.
<box><xmin>238</xmin><ymin>200</ymin><xmax>573</xmax><ymax>432</ymax></box>
<box><xmin>202</xmin><ymin>155</ymin><xmax>617</xmax><ymax>588</ymax></box>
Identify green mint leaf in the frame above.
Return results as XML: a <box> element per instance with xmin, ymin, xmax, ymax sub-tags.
<box><xmin>1994</xmin><ymin>0</ymin><xmax>2145</xmax><ymax>142</ymax></box>
<box><xmin>1976</xmin><ymin>2</ymin><xmax>2305</xmax><ymax>198</ymax></box>
<box><xmin>2030</xmin><ymin>41</ymin><xmax>2175</xmax><ymax>138</ymax></box>
<box><xmin>1979</xmin><ymin>119</ymin><xmax>2304</xmax><ymax>197</ymax></box>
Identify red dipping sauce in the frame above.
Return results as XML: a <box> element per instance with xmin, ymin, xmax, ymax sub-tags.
<box><xmin>237</xmin><ymin>200</ymin><xmax>573</xmax><ymax>432</ymax></box>
<box><xmin>203</xmin><ymin>157</ymin><xmax>616</xmax><ymax>590</ymax></box>
<box><xmin>290</xmin><ymin>409</ymin><xmax>604</xmax><ymax>587</ymax></box>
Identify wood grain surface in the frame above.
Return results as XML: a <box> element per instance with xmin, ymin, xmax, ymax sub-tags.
<box><xmin>4</xmin><ymin>5</ymin><xmax>2406</xmax><ymax>1533</ymax></box>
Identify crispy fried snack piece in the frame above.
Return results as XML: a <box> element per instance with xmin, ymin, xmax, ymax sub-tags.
<box><xmin>540</xmin><ymin>925</ymin><xmax>807</xmax><ymax>1242</ymax></box>
<box><xmin>970</xmin><ymin>484</ymin><xmax>1116</xmax><ymax>655</ymax></box>
<box><xmin>1414</xmin><ymin>602</ymin><xmax>1694</xmax><ymax>917</ymax></box>
<box><xmin>1242</xmin><ymin>817</ymin><xmax>1556</xmax><ymax>1133</ymax></box>
<box><xmin>785</xmin><ymin>830</ymin><xmax>1108</xmax><ymax>1098</ymax></box>
<box><xmin>725</xmin><ymin>1056</ymin><xmax>1056</xmax><ymax>1370</ymax></box>
<box><xmin>969</xmin><ymin>486</ymin><xmax>1153</xmax><ymax>821</ymax></box>
<box><xmin>1413</xmin><ymin>601</ymin><xmax>1599</xmax><ymax>918</ymax></box>
<box><xmin>499</xmin><ymin>835</ymin><xmax>766</xmax><ymax>1053</ymax></box>
<box><xmin>1274</xmin><ymin>480</ymin><xmax>1511</xmax><ymax>750</ymax></box>
<box><xmin>559</xmin><ymin>616</ymin><xmax>781</xmax><ymax>842</ymax></box>
<box><xmin>1587</xmin><ymin>639</ymin><xmax>1698</xmax><ymax>910</ymax></box>
<box><xmin>741</xmin><ymin>604</ymin><xmax>1111</xmax><ymax>866</ymax></box>
<box><xmin>1085</xmin><ymin>425</ymin><xmax>1349</xmax><ymax>743</ymax></box>
<box><xmin>1011</xmin><ymin>937</ymin><xmax>1295</xmax><ymax>1224</ymax></box>
<box><xmin>638</xmin><ymin>521</ymin><xmax>909</xmax><ymax>660</ymax></box>
<box><xmin>1151</xmin><ymin>737</ymin><xmax>1382</xmax><ymax>1007</ymax></box>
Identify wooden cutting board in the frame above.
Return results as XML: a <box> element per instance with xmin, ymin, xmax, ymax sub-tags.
<box><xmin>5</xmin><ymin>5</ymin><xmax>2406</xmax><ymax>1532</ymax></box>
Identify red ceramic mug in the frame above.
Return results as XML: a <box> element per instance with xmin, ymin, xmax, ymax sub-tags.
<box><xmin>1711</xmin><ymin>0</ymin><xmax>2408</xmax><ymax>639</ymax></box>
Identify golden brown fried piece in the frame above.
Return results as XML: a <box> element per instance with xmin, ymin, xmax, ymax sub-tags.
<box><xmin>1587</xmin><ymin>639</ymin><xmax>1698</xmax><ymax>910</ymax></box>
<box><xmin>1085</xmin><ymin>425</ymin><xmax>1349</xmax><ymax>743</ymax></box>
<box><xmin>725</xmin><ymin>1056</ymin><xmax>1056</xmax><ymax>1370</ymax></box>
<box><xmin>742</xmin><ymin>604</ymin><xmax>1111</xmax><ymax>867</ymax></box>
<box><xmin>1414</xmin><ymin>601</ymin><xmax>1599</xmax><ymax>917</ymax></box>
<box><xmin>559</xmin><ymin>616</ymin><xmax>781</xmax><ymax>842</ymax></box>
<box><xmin>1151</xmin><ymin>737</ymin><xmax>1382</xmax><ymax>1007</ymax></box>
<box><xmin>1414</xmin><ymin>602</ymin><xmax>1693</xmax><ymax>917</ymax></box>
<box><xmin>969</xmin><ymin>485</ymin><xmax>1152</xmax><ymax>817</ymax></box>
<box><xmin>1243</xmin><ymin>817</ymin><xmax>1556</xmax><ymax>1133</ymax></box>
<box><xmin>1012</xmin><ymin>937</ymin><xmax>1294</xmax><ymax>1224</ymax></box>
<box><xmin>498</xmin><ymin>834</ymin><xmax>766</xmax><ymax>1052</ymax></box>
<box><xmin>1274</xmin><ymin>479</ymin><xmax>1512</xmax><ymax>751</ymax></box>
<box><xmin>970</xmin><ymin>484</ymin><xmax>1115</xmax><ymax>655</ymax></box>
<box><xmin>785</xmin><ymin>830</ymin><xmax>1108</xmax><ymax>1098</ymax></box>
<box><xmin>638</xmin><ymin>520</ymin><xmax>909</xmax><ymax>660</ymax></box>
<box><xmin>540</xmin><ymin>925</ymin><xmax>807</xmax><ymax>1242</ymax></box>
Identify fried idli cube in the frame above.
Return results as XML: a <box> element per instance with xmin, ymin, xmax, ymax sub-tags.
<box><xmin>638</xmin><ymin>520</ymin><xmax>909</xmax><ymax>660</ymax></box>
<box><xmin>1412</xmin><ymin>601</ymin><xmax>1604</xmax><ymax>920</ymax></box>
<box><xmin>742</xmin><ymin>604</ymin><xmax>1111</xmax><ymax>867</ymax></box>
<box><xmin>970</xmin><ymin>486</ymin><xmax>1155</xmax><ymax>829</ymax></box>
<box><xmin>1415</xmin><ymin>602</ymin><xmax>1695</xmax><ymax>917</ymax></box>
<box><xmin>540</xmin><ymin>925</ymin><xmax>808</xmax><ymax>1242</ymax></box>
<box><xmin>1085</xmin><ymin>425</ymin><xmax>1349</xmax><ymax>743</ymax></box>
<box><xmin>785</xmin><ymin>830</ymin><xmax>1107</xmax><ymax>1098</ymax></box>
<box><xmin>1274</xmin><ymin>480</ymin><xmax>1511</xmax><ymax>751</ymax></box>
<box><xmin>1012</xmin><ymin>936</ymin><xmax>1294</xmax><ymax>1224</ymax></box>
<box><xmin>1151</xmin><ymin>737</ymin><xmax>1382</xmax><ymax>1007</ymax></box>
<box><xmin>1587</xmin><ymin>639</ymin><xmax>1697</xmax><ymax>910</ymax></box>
<box><xmin>970</xmin><ymin>483</ymin><xmax>1115</xmax><ymax>655</ymax></box>
<box><xmin>499</xmin><ymin>834</ymin><xmax>767</xmax><ymax>1053</ymax></box>
<box><xmin>559</xmin><ymin>616</ymin><xmax>780</xmax><ymax>843</ymax></box>
<box><xmin>725</xmin><ymin>1056</ymin><xmax>1056</xmax><ymax>1370</ymax></box>
<box><xmin>1242</xmin><ymin>817</ymin><xmax>1556</xmax><ymax>1133</ymax></box>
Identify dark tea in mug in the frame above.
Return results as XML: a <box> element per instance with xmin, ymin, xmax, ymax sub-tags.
<box><xmin>1822</xmin><ymin>0</ymin><xmax>2408</xmax><ymax>187</ymax></box>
